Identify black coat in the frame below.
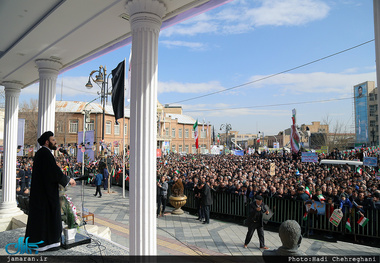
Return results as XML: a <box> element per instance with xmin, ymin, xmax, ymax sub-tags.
<box><xmin>25</xmin><ymin>147</ymin><xmax>70</xmax><ymax>248</ymax></box>
<box><xmin>246</xmin><ymin>201</ymin><xmax>268</xmax><ymax>228</ymax></box>
<box><xmin>202</xmin><ymin>184</ymin><xmax>213</xmax><ymax>206</ymax></box>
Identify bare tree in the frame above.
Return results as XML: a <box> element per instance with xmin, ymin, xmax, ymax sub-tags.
<box><xmin>19</xmin><ymin>99</ymin><xmax>38</xmax><ymax>146</ymax></box>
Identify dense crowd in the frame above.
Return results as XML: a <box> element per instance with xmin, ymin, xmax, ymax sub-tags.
<box><xmin>13</xmin><ymin>148</ymin><xmax>380</xmax><ymax>214</ymax></box>
<box><xmin>157</xmin><ymin>149</ymin><xmax>380</xmax><ymax>212</ymax></box>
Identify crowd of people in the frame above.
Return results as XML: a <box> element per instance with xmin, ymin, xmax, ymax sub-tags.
<box><xmin>156</xmin><ymin>149</ymin><xmax>380</xmax><ymax>214</ymax></box>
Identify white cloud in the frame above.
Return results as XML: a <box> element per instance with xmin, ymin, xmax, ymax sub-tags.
<box><xmin>160</xmin><ymin>40</ymin><xmax>206</xmax><ymax>50</ymax></box>
<box><xmin>249</xmin><ymin>71</ymin><xmax>377</xmax><ymax>94</ymax></box>
<box><xmin>158</xmin><ymin>81</ymin><xmax>224</xmax><ymax>94</ymax></box>
<box><xmin>161</xmin><ymin>0</ymin><xmax>330</xmax><ymax>37</ymax></box>
<box><xmin>249</xmin><ymin>0</ymin><xmax>330</xmax><ymax>27</ymax></box>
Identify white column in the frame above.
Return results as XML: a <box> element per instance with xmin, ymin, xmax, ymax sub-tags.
<box><xmin>126</xmin><ymin>0</ymin><xmax>166</xmax><ymax>256</ymax></box>
<box><xmin>36</xmin><ymin>59</ymin><xmax>62</xmax><ymax>137</ymax></box>
<box><xmin>0</xmin><ymin>81</ymin><xmax>24</xmax><ymax>219</ymax></box>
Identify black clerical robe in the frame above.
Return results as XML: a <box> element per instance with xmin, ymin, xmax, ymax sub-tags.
<box><xmin>25</xmin><ymin>146</ymin><xmax>70</xmax><ymax>249</ymax></box>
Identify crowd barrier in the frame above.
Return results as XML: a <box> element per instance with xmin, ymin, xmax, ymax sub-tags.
<box><xmin>172</xmin><ymin>188</ymin><xmax>379</xmax><ymax>239</ymax></box>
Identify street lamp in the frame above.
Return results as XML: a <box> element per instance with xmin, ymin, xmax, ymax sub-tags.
<box><xmin>220</xmin><ymin>123</ymin><xmax>232</xmax><ymax>150</ymax></box>
<box><xmin>85</xmin><ymin>65</ymin><xmax>112</xmax><ymax>156</ymax></box>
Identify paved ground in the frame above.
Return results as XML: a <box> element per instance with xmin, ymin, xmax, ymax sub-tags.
<box><xmin>63</xmin><ymin>183</ymin><xmax>380</xmax><ymax>257</ymax></box>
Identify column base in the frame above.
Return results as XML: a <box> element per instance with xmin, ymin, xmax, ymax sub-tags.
<box><xmin>0</xmin><ymin>201</ymin><xmax>24</xmax><ymax>219</ymax></box>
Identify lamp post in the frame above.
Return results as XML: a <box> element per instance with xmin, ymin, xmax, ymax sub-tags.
<box><xmin>220</xmin><ymin>123</ymin><xmax>232</xmax><ymax>150</ymax></box>
<box><xmin>85</xmin><ymin>65</ymin><xmax>112</xmax><ymax>157</ymax></box>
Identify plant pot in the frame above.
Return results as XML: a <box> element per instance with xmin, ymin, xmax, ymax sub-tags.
<box><xmin>169</xmin><ymin>195</ymin><xmax>187</xmax><ymax>215</ymax></box>
<box><xmin>63</xmin><ymin>227</ymin><xmax>76</xmax><ymax>242</ymax></box>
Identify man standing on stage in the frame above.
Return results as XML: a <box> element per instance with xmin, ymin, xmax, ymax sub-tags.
<box><xmin>244</xmin><ymin>195</ymin><xmax>269</xmax><ymax>249</ymax></box>
<box><xmin>25</xmin><ymin>131</ymin><xmax>76</xmax><ymax>252</ymax></box>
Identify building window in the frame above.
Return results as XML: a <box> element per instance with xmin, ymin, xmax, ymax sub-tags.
<box><xmin>178</xmin><ymin>128</ymin><xmax>182</xmax><ymax>138</ymax></box>
<box><xmin>124</xmin><ymin>124</ymin><xmax>128</xmax><ymax>136</ymax></box>
<box><xmin>106</xmin><ymin>121</ymin><xmax>112</xmax><ymax>134</ymax></box>
<box><xmin>57</xmin><ymin>121</ymin><xmax>64</xmax><ymax>133</ymax></box>
<box><xmin>185</xmin><ymin>129</ymin><xmax>189</xmax><ymax>138</ymax></box>
<box><xmin>201</xmin><ymin>144</ymin><xmax>206</xmax><ymax>154</ymax></box>
<box><xmin>370</xmin><ymin>105</ymin><xmax>377</xmax><ymax>117</ymax></box>
<box><xmin>179</xmin><ymin>145</ymin><xmax>182</xmax><ymax>153</ymax></box>
<box><xmin>192</xmin><ymin>145</ymin><xmax>196</xmax><ymax>154</ymax></box>
<box><xmin>86</xmin><ymin>120</ymin><xmax>94</xmax><ymax>131</ymax></box>
<box><xmin>370</xmin><ymin>120</ymin><xmax>376</xmax><ymax>127</ymax></box>
<box><xmin>172</xmin><ymin>128</ymin><xmax>176</xmax><ymax>138</ymax></box>
<box><xmin>165</xmin><ymin>126</ymin><xmax>169</xmax><ymax>136</ymax></box>
<box><xmin>171</xmin><ymin>144</ymin><xmax>176</xmax><ymax>153</ymax></box>
<box><xmin>185</xmin><ymin>145</ymin><xmax>189</xmax><ymax>153</ymax></box>
<box><xmin>69</xmin><ymin>120</ymin><xmax>78</xmax><ymax>133</ymax></box>
<box><xmin>114</xmin><ymin>123</ymin><xmax>120</xmax><ymax>135</ymax></box>
<box><xmin>192</xmin><ymin>130</ymin><xmax>194</xmax><ymax>138</ymax></box>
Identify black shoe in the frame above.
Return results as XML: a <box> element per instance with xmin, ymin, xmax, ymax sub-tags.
<box><xmin>98</xmin><ymin>196</ymin><xmax>102</xmax><ymax>198</ymax></box>
<box><xmin>196</xmin><ymin>218</ymin><xmax>200</xmax><ymax>220</ymax></box>
<box><xmin>202</xmin><ymin>222</ymin><xmax>209</xmax><ymax>224</ymax></box>
<box><xmin>93</xmin><ymin>194</ymin><xmax>97</xmax><ymax>196</ymax></box>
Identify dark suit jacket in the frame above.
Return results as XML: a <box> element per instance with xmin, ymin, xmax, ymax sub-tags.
<box><xmin>247</xmin><ymin>201</ymin><xmax>268</xmax><ymax>227</ymax></box>
<box><xmin>202</xmin><ymin>184</ymin><xmax>213</xmax><ymax>206</ymax></box>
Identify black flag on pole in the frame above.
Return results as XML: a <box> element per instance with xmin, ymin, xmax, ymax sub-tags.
<box><xmin>111</xmin><ymin>61</ymin><xmax>125</xmax><ymax>124</ymax></box>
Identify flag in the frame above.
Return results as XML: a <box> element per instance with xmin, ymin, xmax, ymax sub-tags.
<box><xmin>305</xmin><ymin>186</ymin><xmax>312</xmax><ymax>198</ymax></box>
<box><xmin>290</xmin><ymin>109</ymin><xmax>300</xmax><ymax>153</ymax></box>
<box><xmin>193</xmin><ymin>119</ymin><xmax>199</xmax><ymax>149</ymax></box>
<box><xmin>345</xmin><ymin>218</ymin><xmax>352</xmax><ymax>232</ymax></box>
<box><xmin>357</xmin><ymin>216</ymin><xmax>369</xmax><ymax>227</ymax></box>
<box><xmin>317</xmin><ymin>194</ymin><xmax>325</xmax><ymax>201</ymax></box>
<box><xmin>303</xmin><ymin>212</ymin><xmax>308</xmax><ymax>221</ymax></box>
<box><xmin>217</xmin><ymin>134</ymin><xmax>220</xmax><ymax>144</ymax></box>
<box><xmin>356</xmin><ymin>167</ymin><xmax>362</xmax><ymax>175</ymax></box>
<box><xmin>257</xmin><ymin>138</ymin><xmax>260</xmax><ymax>143</ymax></box>
<box><xmin>111</xmin><ymin>60</ymin><xmax>125</xmax><ymax>124</ymax></box>
<box><xmin>202</xmin><ymin>118</ymin><xmax>205</xmax><ymax>132</ymax></box>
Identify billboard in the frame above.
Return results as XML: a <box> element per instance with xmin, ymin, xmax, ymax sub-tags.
<box><xmin>354</xmin><ymin>83</ymin><xmax>368</xmax><ymax>144</ymax></box>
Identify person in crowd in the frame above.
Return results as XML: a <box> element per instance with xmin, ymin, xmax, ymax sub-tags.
<box><xmin>94</xmin><ymin>167</ymin><xmax>103</xmax><ymax>198</ymax></box>
<box><xmin>296</xmin><ymin>187</ymin><xmax>309</xmax><ymax>202</ymax></box>
<box><xmin>25</xmin><ymin>131</ymin><xmax>76</xmax><ymax>252</ymax></box>
<box><xmin>201</xmin><ymin>181</ymin><xmax>213</xmax><ymax>224</ymax></box>
<box><xmin>157</xmin><ymin>176</ymin><xmax>168</xmax><ymax>217</ymax></box>
<box><xmin>244</xmin><ymin>195</ymin><xmax>269</xmax><ymax>249</ymax></box>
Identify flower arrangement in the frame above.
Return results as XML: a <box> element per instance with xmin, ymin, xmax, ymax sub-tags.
<box><xmin>62</xmin><ymin>194</ymin><xmax>81</xmax><ymax>229</ymax></box>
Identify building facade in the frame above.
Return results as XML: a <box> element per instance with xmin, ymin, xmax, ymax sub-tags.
<box><xmin>19</xmin><ymin>101</ymin><xmax>211</xmax><ymax>156</ymax></box>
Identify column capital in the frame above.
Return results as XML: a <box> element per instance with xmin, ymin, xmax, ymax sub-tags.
<box><xmin>2</xmin><ymin>81</ymin><xmax>22</xmax><ymax>94</ymax></box>
<box><xmin>35</xmin><ymin>59</ymin><xmax>62</xmax><ymax>72</ymax></box>
<box><xmin>126</xmin><ymin>0</ymin><xmax>166</xmax><ymax>19</ymax></box>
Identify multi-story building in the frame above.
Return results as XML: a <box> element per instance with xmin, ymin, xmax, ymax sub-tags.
<box><xmin>19</xmin><ymin>100</ymin><xmax>211</xmax><ymax>156</ymax></box>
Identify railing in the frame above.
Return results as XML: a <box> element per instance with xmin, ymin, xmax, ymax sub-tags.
<box><xmin>171</xmin><ymin>188</ymin><xmax>380</xmax><ymax>239</ymax></box>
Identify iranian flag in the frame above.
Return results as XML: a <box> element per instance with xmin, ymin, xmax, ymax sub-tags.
<box><xmin>317</xmin><ymin>194</ymin><xmax>325</xmax><ymax>202</ymax></box>
<box><xmin>345</xmin><ymin>218</ymin><xmax>352</xmax><ymax>232</ymax></box>
<box><xmin>357</xmin><ymin>216</ymin><xmax>369</xmax><ymax>227</ymax></box>
<box><xmin>305</xmin><ymin>186</ymin><xmax>312</xmax><ymax>198</ymax></box>
<box><xmin>217</xmin><ymin>134</ymin><xmax>220</xmax><ymax>144</ymax></box>
<box><xmin>356</xmin><ymin>167</ymin><xmax>362</xmax><ymax>175</ymax></box>
<box><xmin>193</xmin><ymin>119</ymin><xmax>199</xmax><ymax>149</ymax></box>
<box><xmin>303</xmin><ymin>212</ymin><xmax>308</xmax><ymax>221</ymax></box>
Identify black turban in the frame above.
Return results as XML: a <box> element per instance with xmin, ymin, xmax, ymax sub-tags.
<box><xmin>37</xmin><ymin>131</ymin><xmax>54</xmax><ymax>146</ymax></box>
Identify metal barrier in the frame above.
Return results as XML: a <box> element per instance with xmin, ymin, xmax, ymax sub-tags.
<box><xmin>172</xmin><ymin>188</ymin><xmax>379</xmax><ymax>239</ymax></box>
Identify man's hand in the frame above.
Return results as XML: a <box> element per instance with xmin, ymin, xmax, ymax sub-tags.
<box><xmin>265</xmin><ymin>211</ymin><xmax>269</xmax><ymax>215</ymax></box>
<box><xmin>69</xmin><ymin>178</ymin><xmax>76</xmax><ymax>186</ymax></box>
<box><xmin>256</xmin><ymin>207</ymin><xmax>261</xmax><ymax>211</ymax></box>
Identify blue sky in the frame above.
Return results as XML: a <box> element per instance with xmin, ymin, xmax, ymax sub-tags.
<box><xmin>20</xmin><ymin>0</ymin><xmax>377</xmax><ymax>136</ymax></box>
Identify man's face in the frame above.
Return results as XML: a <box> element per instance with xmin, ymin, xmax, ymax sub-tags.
<box><xmin>358</xmin><ymin>87</ymin><xmax>363</xmax><ymax>96</ymax></box>
<box><xmin>48</xmin><ymin>136</ymin><xmax>57</xmax><ymax>150</ymax></box>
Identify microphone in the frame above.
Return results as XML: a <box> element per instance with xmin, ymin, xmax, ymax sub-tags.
<box><xmin>59</xmin><ymin>148</ymin><xmax>69</xmax><ymax>156</ymax></box>
<box><xmin>74</xmin><ymin>175</ymin><xmax>90</xmax><ymax>181</ymax></box>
